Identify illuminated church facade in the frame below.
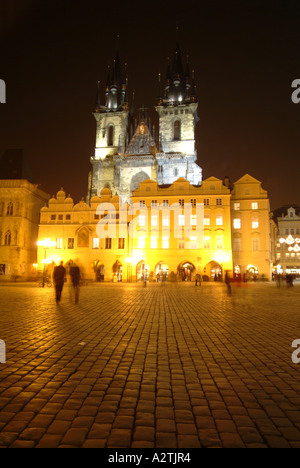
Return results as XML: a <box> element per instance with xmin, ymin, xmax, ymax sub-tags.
<box><xmin>35</xmin><ymin>43</ymin><xmax>275</xmax><ymax>283</ymax></box>
<box><xmin>88</xmin><ymin>44</ymin><xmax>202</xmax><ymax>202</ymax></box>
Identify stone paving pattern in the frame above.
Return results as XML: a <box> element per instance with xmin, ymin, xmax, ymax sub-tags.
<box><xmin>0</xmin><ymin>281</ymin><xmax>300</xmax><ymax>448</ymax></box>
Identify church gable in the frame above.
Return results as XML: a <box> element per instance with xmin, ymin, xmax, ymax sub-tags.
<box><xmin>125</xmin><ymin>121</ymin><xmax>156</xmax><ymax>156</ymax></box>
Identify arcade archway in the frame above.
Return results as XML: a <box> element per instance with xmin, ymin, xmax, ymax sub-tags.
<box><xmin>136</xmin><ymin>260</ymin><xmax>149</xmax><ymax>281</ymax></box>
<box><xmin>177</xmin><ymin>261</ymin><xmax>195</xmax><ymax>281</ymax></box>
<box><xmin>113</xmin><ymin>260</ymin><xmax>123</xmax><ymax>282</ymax></box>
<box><xmin>93</xmin><ymin>260</ymin><xmax>105</xmax><ymax>282</ymax></box>
<box><xmin>247</xmin><ymin>264</ymin><xmax>259</xmax><ymax>281</ymax></box>
<box><xmin>203</xmin><ymin>261</ymin><xmax>223</xmax><ymax>281</ymax></box>
<box><xmin>155</xmin><ymin>262</ymin><xmax>169</xmax><ymax>282</ymax></box>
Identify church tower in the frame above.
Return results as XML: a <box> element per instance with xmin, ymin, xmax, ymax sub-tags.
<box><xmin>88</xmin><ymin>48</ymin><xmax>129</xmax><ymax>199</ymax></box>
<box><xmin>155</xmin><ymin>43</ymin><xmax>202</xmax><ymax>186</ymax></box>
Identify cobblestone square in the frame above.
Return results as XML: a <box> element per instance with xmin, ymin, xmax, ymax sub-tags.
<box><xmin>0</xmin><ymin>281</ymin><xmax>300</xmax><ymax>448</ymax></box>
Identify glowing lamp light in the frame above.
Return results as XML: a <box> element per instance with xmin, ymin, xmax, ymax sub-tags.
<box><xmin>37</xmin><ymin>238</ymin><xmax>56</xmax><ymax>288</ymax></box>
<box><xmin>37</xmin><ymin>238</ymin><xmax>56</xmax><ymax>248</ymax></box>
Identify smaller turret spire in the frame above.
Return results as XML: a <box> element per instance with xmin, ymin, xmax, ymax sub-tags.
<box><xmin>94</xmin><ymin>80</ymin><xmax>101</xmax><ymax>112</ymax></box>
<box><xmin>157</xmin><ymin>73</ymin><xmax>162</xmax><ymax>105</ymax></box>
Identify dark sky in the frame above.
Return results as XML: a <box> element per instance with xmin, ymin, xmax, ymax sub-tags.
<box><xmin>0</xmin><ymin>0</ymin><xmax>300</xmax><ymax>209</ymax></box>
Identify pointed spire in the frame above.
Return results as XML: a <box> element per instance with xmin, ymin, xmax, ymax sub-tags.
<box><xmin>157</xmin><ymin>73</ymin><xmax>163</xmax><ymax>105</ymax></box>
<box><xmin>185</xmin><ymin>54</ymin><xmax>191</xmax><ymax>82</ymax></box>
<box><xmin>190</xmin><ymin>69</ymin><xmax>197</xmax><ymax>102</ymax></box>
<box><xmin>94</xmin><ymin>80</ymin><xmax>101</xmax><ymax>112</ymax></box>
<box><xmin>130</xmin><ymin>89</ymin><xmax>135</xmax><ymax>117</ymax></box>
<box><xmin>103</xmin><ymin>40</ymin><xmax>129</xmax><ymax>111</ymax></box>
<box><xmin>166</xmin><ymin>57</ymin><xmax>171</xmax><ymax>83</ymax></box>
<box><xmin>105</xmin><ymin>65</ymin><xmax>111</xmax><ymax>91</ymax></box>
<box><xmin>172</xmin><ymin>42</ymin><xmax>184</xmax><ymax>82</ymax></box>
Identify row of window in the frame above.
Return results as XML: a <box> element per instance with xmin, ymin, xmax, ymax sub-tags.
<box><xmin>234</xmin><ymin>202</ymin><xmax>259</xmax><ymax>210</ymax></box>
<box><xmin>233</xmin><ymin>219</ymin><xmax>260</xmax><ymax>230</ymax></box>
<box><xmin>162</xmin><ymin>109</ymin><xmax>190</xmax><ymax>116</ymax></box>
<box><xmin>277</xmin><ymin>252</ymin><xmax>300</xmax><ymax>259</ymax></box>
<box><xmin>138</xmin><ymin>214</ymin><xmax>225</xmax><ymax>227</ymax></box>
<box><xmin>278</xmin><ymin>228</ymin><xmax>300</xmax><ymax>236</ymax></box>
<box><xmin>54</xmin><ymin>236</ymin><xmax>226</xmax><ymax>251</ymax></box>
<box><xmin>46</xmin><ymin>200</ymin><xmax>261</xmax><ymax>218</ymax></box>
<box><xmin>0</xmin><ymin>202</ymin><xmax>15</xmax><ymax>216</ymax></box>
<box><xmin>233</xmin><ymin>238</ymin><xmax>261</xmax><ymax>252</ymax></box>
<box><xmin>56</xmin><ymin>237</ymin><xmax>126</xmax><ymax>250</ymax></box>
<box><xmin>139</xmin><ymin>199</ymin><xmax>224</xmax><ymax>207</ymax></box>
<box><xmin>48</xmin><ymin>213</ymin><xmax>259</xmax><ymax>229</ymax></box>
<box><xmin>0</xmin><ymin>230</ymin><xmax>13</xmax><ymax>246</ymax></box>
<box><xmin>49</xmin><ymin>213</ymin><xmax>116</xmax><ymax>221</ymax></box>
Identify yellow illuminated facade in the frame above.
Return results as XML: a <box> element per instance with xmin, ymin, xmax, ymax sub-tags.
<box><xmin>230</xmin><ymin>174</ymin><xmax>273</xmax><ymax>280</ymax></box>
<box><xmin>37</xmin><ymin>175</ymin><xmax>274</xmax><ymax>282</ymax></box>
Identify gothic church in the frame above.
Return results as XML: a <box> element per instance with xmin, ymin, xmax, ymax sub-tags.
<box><xmin>88</xmin><ymin>43</ymin><xmax>202</xmax><ymax>202</ymax></box>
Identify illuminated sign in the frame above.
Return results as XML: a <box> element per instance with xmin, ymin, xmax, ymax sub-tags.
<box><xmin>280</xmin><ymin>235</ymin><xmax>300</xmax><ymax>253</ymax></box>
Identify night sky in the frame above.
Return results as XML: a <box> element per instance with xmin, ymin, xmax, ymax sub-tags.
<box><xmin>1</xmin><ymin>0</ymin><xmax>300</xmax><ymax>210</ymax></box>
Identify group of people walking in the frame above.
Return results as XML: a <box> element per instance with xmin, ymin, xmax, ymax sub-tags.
<box><xmin>52</xmin><ymin>261</ymin><xmax>81</xmax><ymax>304</ymax></box>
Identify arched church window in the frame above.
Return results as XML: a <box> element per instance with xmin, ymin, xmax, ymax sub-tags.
<box><xmin>107</xmin><ymin>125</ymin><xmax>114</xmax><ymax>147</ymax></box>
<box><xmin>4</xmin><ymin>230</ymin><xmax>11</xmax><ymax>246</ymax></box>
<box><xmin>6</xmin><ymin>202</ymin><xmax>13</xmax><ymax>216</ymax></box>
<box><xmin>174</xmin><ymin>120</ymin><xmax>181</xmax><ymax>140</ymax></box>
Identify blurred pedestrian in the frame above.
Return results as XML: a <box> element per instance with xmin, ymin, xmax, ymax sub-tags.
<box><xmin>225</xmin><ymin>270</ymin><xmax>232</xmax><ymax>296</ymax></box>
<box><xmin>276</xmin><ymin>273</ymin><xmax>282</xmax><ymax>288</ymax></box>
<box><xmin>70</xmin><ymin>265</ymin><xmax>81</xmax><ymax>303</ymax></box>
<box><xmin>195</xmin><ymin>273</ymin><xmax>201</xmax><ymax>286</ymax></box>
<box><xmin>286</xmin><ymin>274</ymin><xmax>294</xmax><ymax>288</ymax></box>
<box><xmin>53</xmin><ymin>261</ymin><xmax>66</xmax><ymax>304</ymax></box>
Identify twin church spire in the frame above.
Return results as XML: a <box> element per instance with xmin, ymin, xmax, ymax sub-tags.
<box><xmin>89</xmin><ymin>38</ymin><xmax>202</xmax><ymax>202</ymax></box>
<box><xmin>158</xmin><ymin>42</ymin><xmax>197</xmax><ymax>107</ymax></box>
<box><xmin>94</xmin><ymin>48</ymin><xmax>128</xmax><ymax>113</ymax></box>
<box><xmin>94</xmin><ymin>41</ymin><xmax>197</xmax><ymax>114</ymax></box>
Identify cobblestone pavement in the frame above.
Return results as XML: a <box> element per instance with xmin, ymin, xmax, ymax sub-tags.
<box><xmin>0</xmin><ymin>281</ymin><xmax>300</xmax><ymax>448</ymax></box>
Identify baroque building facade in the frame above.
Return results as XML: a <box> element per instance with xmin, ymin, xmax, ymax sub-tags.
<box><xmin>36</xmin><ymin>42</ymin><xmax>275</xmax><ymax>283</ymax></box>
<box><xmin>37</xmin><ymin>174</ymin><xmax>273</xmax><ymax>282</ymax></box>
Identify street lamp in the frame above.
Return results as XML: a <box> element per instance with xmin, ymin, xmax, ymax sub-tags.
<box><xmin>37</xmin><ymin>238</ymin><xmax>56</xmax><ymax>287</ymax></box>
